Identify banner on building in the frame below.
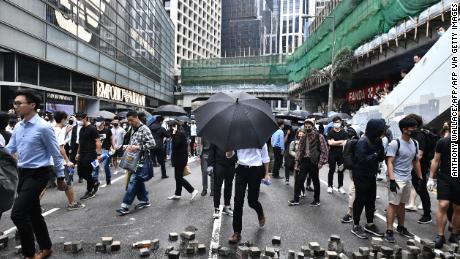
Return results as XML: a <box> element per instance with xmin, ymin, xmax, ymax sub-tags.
<box><xmin>346</xmin><ymin>80</ymin><xmax>391</xmax><ymax>103</ymax></box>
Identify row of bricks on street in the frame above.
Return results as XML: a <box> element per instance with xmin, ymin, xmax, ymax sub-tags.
<box><xmin>2</xmin><ymin>232</ymin><xmax>460</xmax><ymax>258</ymax></box>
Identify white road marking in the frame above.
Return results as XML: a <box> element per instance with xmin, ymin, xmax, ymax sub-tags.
<box><xmin>101</xmin><ymin>174</ymin><xmax>125</xmax><ymax>188</ymax></box>
<box><xmin>3</xmin><ymin>208</ymin><xmax>60</xmax><ymax>235</ymax></box>
<box><xmin>209</xmin><ymin>205</ymin><xmax>224</xmax><ymax>259</ymax></box>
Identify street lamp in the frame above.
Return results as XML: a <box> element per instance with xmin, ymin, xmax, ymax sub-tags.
<box><xmin>302</xmin><ymin>14</ymin><xmax>336</xmax><ymax>112</ymax></box>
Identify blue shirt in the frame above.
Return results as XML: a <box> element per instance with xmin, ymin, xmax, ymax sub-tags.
<box><xmin>271</xmin><ymin>129</ymin><xmax>285</xmax><ymax>151</ymax></box>
<box><xmin>6</xmin><ymin>114</ymin><xmax>65</xmax><ymax>177</ymax></box>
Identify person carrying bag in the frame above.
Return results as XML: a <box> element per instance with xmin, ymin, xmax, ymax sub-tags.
<box><xmin>116</xmin><ymin>111</ymin><xmax>156</xmax><ymax>216</ymax></box>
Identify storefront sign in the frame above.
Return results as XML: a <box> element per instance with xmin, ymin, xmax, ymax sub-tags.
<box><xmin>95</xmin><ymin>81</ymin><xmax>146</xmax><ymax>107</ymax></box>
<box><xmin>346</xmin><ymin>80</ymin><xmax>391</xmax><ymax>103</ymax></box>
<box><xmin>45</xmin><ymin>92</ymin><xmax>75</xmax><ymax>115</ymax></box>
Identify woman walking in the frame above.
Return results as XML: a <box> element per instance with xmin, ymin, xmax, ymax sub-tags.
<box><xmin>289</xmin><ymin>129</ymin><xmax>305</xmax><ymax>196</ymax></box>
<box><xmin>168</xmin><ymin>121</ymin><xmax>198</xmax><ymax>200</ymax></box>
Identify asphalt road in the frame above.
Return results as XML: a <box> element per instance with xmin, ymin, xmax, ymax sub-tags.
<box><xmin>0</xmin><ymin>159</ymin><xmax>444</xmax><ymax>258</ymax></box>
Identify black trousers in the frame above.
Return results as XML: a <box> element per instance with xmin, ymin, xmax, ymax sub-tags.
<box><xmin>411</xmin><ymin>168</ymin><xmax>431</xmax><ymax>217</ymax></box>
<box><xmin>11</xmin><ymin>167</ymin><xmax>52</xmax><ymax>257</ymax></box>
<box><xmin>294</xmin><ymin>158</ymin><xmax>320</xmax><ymax>202</ymax></box>
<box><xmin>213</xmin><ymin>163</ymin><xmax>235</xmax><ymax>208</ymax></box>
<box><xmin>151</xmin><ymin>147</ymin><xmax>167</xmax><ymax>177</ymax></box>
<box><xmin>328</xmin><ymin>151</ymin><xmax>344</xmax><ymax>187</ymax></box>
<box><xmin>77</xmin><ymin>153</ymin><xmax>96</xmax><ymax>193</ymax></box>
<box><xmin>190</xmin><ymin>136</ymin><xmax>196</xmax><ymax>156</ymax></box>
<box><xmin>272</xmin><ymin>147</ymin><xmax>283</xmax><ymax>177</ymax></box>
<box><xmin>233</xmin><ymin>165</ymin><xmax>264</xmax><ymax>234</ymax></box>
<box><xmin>352</xmin><ymin>175</ymin><xmax>377</xmax><ymax>225</ymax></box>
<box><xmin>174</xmin><ymin>165</ymin><xmax>194</xmax><ymax>196</ymax></box>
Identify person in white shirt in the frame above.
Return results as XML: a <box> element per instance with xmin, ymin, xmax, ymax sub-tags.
<box><xmin>190</xmin><ymin>120</ymin><xmax>197</xmax><ymax>156</ymax></box>
<box><xmin>51</xmin><ymin>111</ymin><xmax>85</xmax><ymax>210</ymax></box>
<box><xmin>227</xmin><ymin>144</ymin><xmax>271</xmax><ymax>244</ymax></box>
<box><xmin>111</xmin><ymin>118</ymin><xmax>126</xmax><ymax>172</ymax></box>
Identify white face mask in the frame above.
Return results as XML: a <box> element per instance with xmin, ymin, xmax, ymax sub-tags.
<box><xmin>333</xmin><ymin>123</ymin><xmax>341</xmax><ymax>128</ymax></box>
<box><xmin>437</xmin><ymin>31</ymin><xmax>445</xmax><ymax>36</ymax></box>
<box><xmin>95</xmin><ymin>122</ymin><xmax>103</xmax><ymax>127</ymax></box>
<box><xmin>77</xmin><ymin>120</ymin><xmax>83</xmax><ymax>126</ymax></box>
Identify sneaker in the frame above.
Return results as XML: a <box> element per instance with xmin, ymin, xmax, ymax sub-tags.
<box><xmin>168</xmin><ymin>195</ymin><xmax>181</xmax><ymax>200</ymax></box>
<box><xmin>327</xmin><ymin>187</ymin><xmax>333</xmax><ymax>193</ymax></box>
<box><xmin>306</xmin><ymin>186</ymin><xmax>314</xmax><ymax>192</ymax></box>
<box><xmin>285</xmin><ymin>179</ymin><xmax>289</xmax><ymax>185</ymax></box>
<box><xmin>364</xmin><ymin>223</ymin><xmax>384</xmax><ymax>237</ymax></box>
<box><xmin>434</xmin><ymin>235</ymin><xmax>445</xmax><ymax>249</ymax></box>
<box><xmin>417</xmin><ymin>204</ymin><xmax>423</xmax><ymax>210</ymax></box>
<box><xmin>300</xmin><ymin>193</ymin><xmax>306</xmax><ymax>199</ymax></box>
<box><xmin>341</xmin><ymin>214</ymin><xmax>353</xmax><ymax>223</ymax></box>
<box><xmin>201</xmin><ymin>190</ymin><xmax>207</xmax><ymax>196</ymax></box>
<box><xmin>338</xmin><ymin>187</ymin><xmax>346</xmax><ymax>195</ymax></box>
<box><xmin>190</xmin><ymin>190</ymin><xmax>199</xmax><ymax>200</ymax></box>
<box><xmin>417</xmin><ymin>215</ymin><xmax>432</xmax><ymax>224</ymax></box>
<box><xmin>67</xmin><ymin>202</ymin><xmax>85</xmax><ymax>211</ymax></box>
<box><xmin>222</xmin><ymin>207</ymin><xmax>233</xmax><ymax>216</ymax></box>
<box><xmin>449</xmin><ymin>233</ymin><xmax>460</xmax><ymax>244</ymax></box>
<box><xmin>116</xmin><ymin>207</ymin><xmax>129</xmax><ymax>216</ymax></box>
<box><xmin>405</xmin><ymin>205</ymin><xmax>417</xmax><ymax>212</ymax></box>
<box><xmin>385</xmin><ymin>230</ymin><xmax>395</xmax><ymax>243</ymax></box>
<box><xmin>228</xmin><ymin>232</ymin><xmax>241</xmax><ymax>244</ymax></box>
<box><xmin>161</xmin><ymin>175</ymin><xmax>169</xmax><ymax>179</ymax></box>
<box><xmin>396</xmin><ymin>225</ymin><xmax>415</xmax><ymax>238</ymax></box>
<box><xmin>310</xmin><ymin>201</ymin><xmax>320</xmax><ymax>207</ymax></box>
<box><xmin>213</xmin><ymin>208</ymin><xmax>220</xmax><ymax>219</ymax></box>
<box><xmin>80</xmin><ymin>192</ymin><xmax>95</xmax><ymax>201</ymax></box>
<box><xmin>288</xmin><ymin>200</ymin><xmax>300</xmax><ymax>206</ymax></box>
<box><xmin>351</xmin><ymin>225</ymin><xmax>369</xmax><ymax>239</ymax></box>
<box><xmin>134</xmin><ymin>202</ymin><xmax>151</xmax><ymax>210</ymax></box>
<box><xmin>333</xmin><ymin>187</ymin><xmax>339</xmax><ymax>192</ymax></box>
<box><xmin>92</xmin><ymin>181</ymin><xmax>101</xmax><ymax>195</ymax></box>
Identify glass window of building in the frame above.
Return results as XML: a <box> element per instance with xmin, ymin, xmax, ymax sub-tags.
<box><xmin>40</xmin><ymin>62</ymin><xmax>70</xmax><ymax>91</ymax></box>
<box><xmin>18</xmin><ymin>55</ymin><xmax>38</xmax><ymax>85</ymax></box>
<box><xmin>0</xmin><ymin>52</ymin><xmax>15</xmax><ymax>82</ymax></box>
<box><xmin>72</xmin><ymin>72</ymin><xmax>93</xmax><ymax>96</ymax></box>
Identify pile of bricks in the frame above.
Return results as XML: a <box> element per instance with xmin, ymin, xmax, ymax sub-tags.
<box><xmin>132</xmin><ymin>239</ymin><xmax>160</xmax><ymax>257</ymax></box>
<box><xmin>63</xmin><ymin>240</ymin><xmax>83</xmax><ymax>254</ymax></box>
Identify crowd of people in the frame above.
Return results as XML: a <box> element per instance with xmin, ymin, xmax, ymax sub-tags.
<box><xmin>0</xmin><ymin>88</ymin><xmax>457</xmax><ymax>259</ymax></box>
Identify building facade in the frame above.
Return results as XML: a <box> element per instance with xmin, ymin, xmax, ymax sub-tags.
<box><xmin>221</xmin><ymin>0</ymin><xmax>278</xmax><ymax>57</ymax></box>
<box><xmin>0</xmin><ymin>0</ymin><xmax>175</xmax><ymax>114</ymax></box>
<box><xmin>279</xmin><ymin>0</ymin><xmax>316</xmax><ymax>54</ymax></box>
<box><xmin>164</xmin><ymin>0</ymin><xmax>221</xmax><ymax>75</ymax></box>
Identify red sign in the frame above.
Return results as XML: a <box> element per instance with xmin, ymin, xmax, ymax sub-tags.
<box><xmin>346</xmin><ymin>80</ymin><xmax>391</xmax><ymax>103</ymax></box>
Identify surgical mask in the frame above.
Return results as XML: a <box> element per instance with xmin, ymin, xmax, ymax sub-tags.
<box><xmin>333</xmin><ymin>123</ymin><xmax>341</xmax><ymax>128</ymax></box>
<box><xmin>438</xmin><ymin>31</ymin><xmax>445</xmax><ymax>36</ymax></box>
<box><xmin>113</xmin><ymin>123</ymin><xmax>118</xmax><ymax>127</ymax></box>
<box><xmin>408</xmin><ymin>130</ymin><xmax>418</xmax><ymax>138</ymax></box>
<box><xmin>77</xmin><ymin>120</ymin><xmax>83</xmax><ymax>126</ymax></box>
<box><xmin>96</xmin><ymin>122</ymin><xmax>103</xmax><ymax>127</ymax></box>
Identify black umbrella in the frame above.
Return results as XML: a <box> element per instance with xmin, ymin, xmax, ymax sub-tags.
<box><xmin>275</xmin><ymin>111</ymin><xmax>303</xmax><ymax>121</ymax></box>
<box><xmin>153</xmin><ymin>105</ymin><xmax>187</xmax><ymax>116</ymax></box>
<box><xmin>308</xmin><ymin>112</ymin><xmax>326</xmax><ymax>120</ymax></box>
<box><xmin>193</xmin><ymin>92</ymin><xmax>278</xmax><ymax>151</ymax></box>
<box><xmin>327</xmin><ymin>112</ymin><xmax>352</xmax><ymax>122</ymax></box>
<box><xmin>175</xmin><ymin>115</ymin><xmax>191</xmax><ymax>122</ymax></box>
<box><xmin>117</xmin><ymin>111</ymin><xmax>128</xmax><ymax>118</ymax></box>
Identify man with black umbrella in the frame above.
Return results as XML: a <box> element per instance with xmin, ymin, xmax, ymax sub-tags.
<box><xmin>227</xmin><ymin>144</ymin><xmax>271</xmax><ymax>244</ymax></box>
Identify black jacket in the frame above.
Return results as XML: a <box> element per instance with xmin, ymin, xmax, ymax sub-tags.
<box><xmin>208</xmin><ymin>143</ymin><xmax>237</xmax><ymax>168</ymax></box>
<box><xmin>69</xmin><ymin>125</ymin><xmax>79</xmax><ymax>162</ymax></box>
<box><xmin>352</xmin><ymin>119</ymin><xmax>386</xmax><ymax>179</ymax></box>
<box><xmin>171</xmin><ymin>130</ymin><xmax>188</xmax><ymax>168</ymax></box>
<box><xmin>149</xmin><ymin>122</ymin><xmax>170</xmax><ymax>149</ymax></box>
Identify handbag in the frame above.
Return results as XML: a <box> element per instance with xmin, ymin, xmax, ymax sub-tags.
<box><xmin>135</xmin><ymin>151</ymin><xmax>154</xmax><ymax>182</ymax></box>
<box><xmin>119</xmin><ymin>149</ymin><xmax>141</xmax><ymax>172</ymax></box>
<box><xmin>183</xmin><ymin>165</ymin><xmax>191</xmax><ymax>177</ymax></box>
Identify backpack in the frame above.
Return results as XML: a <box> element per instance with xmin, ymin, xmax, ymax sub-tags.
<box><xmin>343</xmin><ymin>139</ymin><xmax>358</xmax><ymax>170</ymax></box>
<box><xmin>0</xmin><ymin>147</ymin><xmax>18</xmax><ymax>213</ymax></box>
<box><xmin>419</xmin><ymin>128</ymin><xmax>439</xmax><ymax>161</ymax></box>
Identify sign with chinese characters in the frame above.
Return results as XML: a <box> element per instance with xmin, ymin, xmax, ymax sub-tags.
<box><xmin>346</xmin><ymin>80</ymin><xmax>391</xmax><ymax>103</ymax></box>
<box><xmin>95</xmin><ymin>81</ymin><xmax>146</xmax><ymax>107</ymax></box>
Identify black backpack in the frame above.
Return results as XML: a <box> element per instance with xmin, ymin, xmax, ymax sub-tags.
<box><xmin>419</xmin><ymin>128</ymin><xmax>439</xmax><ymax>161</ymax></box>
<box><xmin>0</xmin><ymin>147</ymin><xmax>18</xmax><ymax>213</ymax></box>
<box><xmin>343</xmin><ymin>139</ymin><xmax>358</xmax><ymax>170</ymax></box>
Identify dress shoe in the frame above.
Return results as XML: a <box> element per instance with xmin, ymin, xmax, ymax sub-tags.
<box><xmin>228</xmin><ymin>232</ymin><xmax>241</xmax><ymax>244</ymax></box>
<box><xmin>201</xmin><ymin>190</ymin><xmax>207</xmax><ymax>196</ymax></box>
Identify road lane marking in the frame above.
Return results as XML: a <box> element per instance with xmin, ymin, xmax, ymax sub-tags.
<box><xmin>101</xmin><ymin>174</ymin><xmax>125</xmax><ymax>188</ymax></box>
<box><xmin>209</xmin><ymin>205</ymin><xmax>224</xmax><ymax>259</ymax></box>
<box><xmin>3</xmin><ymin>208</ymin><xmax>60</xmax><ymax>235</ymax></box>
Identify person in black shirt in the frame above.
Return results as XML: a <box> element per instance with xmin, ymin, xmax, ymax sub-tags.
<box><xmin>429</xmin><ymin>135</ymin><xmax>460</xmax><ymax>248</ymax></box>
<box><xmin>95</xmin><ymin>117</ymin><xmax>114</xmax><ymax>185</ymax></box>
<box><xmin>149</xmin><ymin>116</ymin><xmax>170</xmax><ymax>179</ymax></box>
<box><xmin>76</xmin><ymin>113</ymin><xmax>102</xmax><ymax>200</ymax></box>
<box><xmin>326</xmin><ymin>116</ymin><xmax>348</xmax><ymax>194</ymax></box>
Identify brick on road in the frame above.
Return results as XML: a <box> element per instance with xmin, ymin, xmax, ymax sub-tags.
<box><xmin>110</xmin><ymin>241</ymin><xmax>121</xmax><ymax>252</ymax></box>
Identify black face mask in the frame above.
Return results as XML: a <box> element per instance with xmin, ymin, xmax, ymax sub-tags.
<box><xmin>113</xmin><ymin>123</ymin><xmax>118</xmax><ymax>127</ymax></box>
<box><xmin>408</xmin><ymin>130</ymin><xmax>418</xmax><ymax>138</ymax></box>
<box><xmin>68</xmin><ymin>120</ymin><xmax>74</xmax><ymax>125</ymax></box>
<box><xmin>305</xmin><ymin>128</ymin><xmax>312</xmax><ymax>133</ymax></box>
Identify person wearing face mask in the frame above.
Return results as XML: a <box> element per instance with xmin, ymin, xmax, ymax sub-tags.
<box><xmin>436</xmin><ymin>26</ymin><xmax>446</xmax><ymax>37</ymax></box>
<box><xmin>326</xmin><ymin>117</ymin><xmax>348</xmax><ymax>194</ymax></box>
<box><xmin>94</xmin><ymin>117</ymin><xmax>114</xmax><ymax>185</ymax></box>
<box><xmin>111</xmin><ymin>118</ymin><xmax>126</xmax><ymax>173</ymax></box>
<box><xmin>384</xmin><ymin>117</ymin><xmax>424</xmax><ymax>243</ymax></box>
<box><xmin>289</xmin><ymin>119</ymin><xmax>328</xmax><ymax>207</ymax></box>
<box><xmin>350</xmin><ymin>119</ymin><xmax>386</xmax><ymax>239</ymax></box>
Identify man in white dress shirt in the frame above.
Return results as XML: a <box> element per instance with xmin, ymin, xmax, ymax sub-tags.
<box><xmin>227</xmin><ymin>144</ymin><xmax>271</xmax><ymax>244</ymax></box>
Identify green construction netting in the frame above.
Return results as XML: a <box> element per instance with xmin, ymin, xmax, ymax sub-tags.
<box><xmin>287</xmin><ymin>0</ymin><xmax>440</xmax><ymax>83</ymax></box>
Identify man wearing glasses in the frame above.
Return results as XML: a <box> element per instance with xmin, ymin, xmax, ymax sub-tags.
<box><xmin>6</xmin><ymin>88</ymin><xmax>66</xmax><ymax>259</ymax></box>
